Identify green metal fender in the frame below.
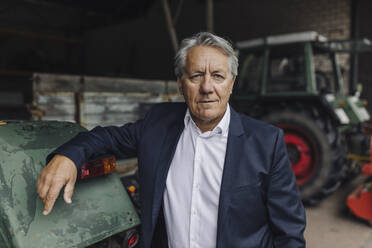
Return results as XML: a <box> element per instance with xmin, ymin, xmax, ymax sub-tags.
<box><xmin>0</xmin><ymin>121</ymin><xmax>140</xmax><ymax>248</ymax></box>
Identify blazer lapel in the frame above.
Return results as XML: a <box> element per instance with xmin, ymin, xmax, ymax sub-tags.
<box><xmin>216</xmin><ymin>108</ymin><xmax>251</xmax><ymax>247</ymax></box>
<box><xmin>151</xmin><ymin>107</ymin><xmax>186</xmax><ymax>230</ymax></box>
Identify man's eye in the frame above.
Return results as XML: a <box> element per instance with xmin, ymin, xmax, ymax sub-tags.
<box><xmin>213</xmin><ymin>74</ymin><xmax>224</xmax><ymax>80</ymax></box>
<box><xmin>190</xmin><ymin>75</ymin><xmax>202</xmax><ymax>80</ymax></box>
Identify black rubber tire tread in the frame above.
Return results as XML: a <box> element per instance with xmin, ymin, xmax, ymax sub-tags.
<box><xmin>262</xmin><ymin>108</ymin><xmax>347</xmax><ymax>205</ymax></box>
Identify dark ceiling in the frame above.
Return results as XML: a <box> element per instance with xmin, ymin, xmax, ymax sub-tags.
<box><xmin>1</xmin><ymin>0</ymin><xmax>157</xmax><ymax>32</ymax></box>
<box><xmin>15</xmin><ymin>0</ymin><xmax>156</xmax><ymax>20</ymax></box>
<box><xmin>48</xmin><ymin>0</ymin><xmax>155</xmax><ymax>17</ymax></box>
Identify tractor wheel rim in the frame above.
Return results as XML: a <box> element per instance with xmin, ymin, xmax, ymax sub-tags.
<box><xmin>278</xmin><ymin>125</ymin><xmax>317</xmax><ymax>186</ymax></box>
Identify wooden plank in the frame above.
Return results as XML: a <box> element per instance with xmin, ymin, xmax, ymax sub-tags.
<box><xmin>37</xmin><ymin>93</ymin><xmax>76</xmax><ymax>116</ymax></box>
<box><xmin>33</xmin><ymin>73</ymin><xmax>82</xmax><ymax>92</ymax></box>
<box><xmin>84</xmin><ymin>76</ymin><xmax>167</xmax><ymax>94</ymax></box>
<box><xmin>33</xmin><ymin>73</ymin><xmax>185</xmax><ymax>130</ymax></box>
<box><xmin>38</xmin><ymin>104</ymin><xmax>76</xmax><ymax>115</ymax></box>
<box><xmin>33</xmin><ymin>73</ymin><xmax>179</xmax><ymax>94</ymax></box>
<box><xmin>166</xmin><ymin>81</ymin><xmax>179</xmax><ymax>94</ymax></box>
<box><xmin>83</xmin><ymin>93</ymin><xmax>165</xmax><ymax>103</ymax></box>
<box><xmin>83</xmin><ymin>102</ymin><xmax>138</xmax><ymax>114</ymax></box>
<box><xmin>168</xmin><ymin>95</ymin><xmax>185</xmax><ymax>102</ymax></box>
<box><xmin>37</xmin><ymin>93</ymin><xmax>75</xmax><ymax>104</ymax></box>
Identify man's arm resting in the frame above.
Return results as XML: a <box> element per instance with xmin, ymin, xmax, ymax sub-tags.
<box><xmin>47</xmin><ymin>122</ymin><xmax>144</xmax><ymax>169</ymax></box>
<box><xmin>38</xmin><ymin>119</ymin><xmax>145</xmax><ymax>215</ymax></box>
<box><xmin>267</xmin><ymin>130</ymin><xmax>306</xmax><ymax>248</ymax></box>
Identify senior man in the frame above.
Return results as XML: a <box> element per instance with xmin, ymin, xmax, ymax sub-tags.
<box><xmin>37</xmin><ymin>32</ymin><xmax>306</xmax><ymax>248</ymax></box>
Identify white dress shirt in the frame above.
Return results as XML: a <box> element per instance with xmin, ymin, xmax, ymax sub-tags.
<box><xmin>163</xmin><ymin>105</ymin><xmax>230</xmax><ymax>248</ymax></box>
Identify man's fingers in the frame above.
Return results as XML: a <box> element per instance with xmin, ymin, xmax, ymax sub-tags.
<box><xmin>38</xmin><ymin>184</ymin><xmax>50</xmax><ymax>201</ymax></box>
<box><xmin>63</xmin><ymin>179</ymin><xmax>75</xmax><ymax>204</ymax></box>
<box><xmin>43</xmin><ymin>183</ymin><xmax>64</xmax><ymax>215</ymax></box>
<box><xmin>37</xmin><ymin>174</ymin><xmax>52</xmax><ymax>200</ymax></box>
<box><xmin>37</xmin><ymin>154</ymin><xmax>78</xmax><ymax>215</ymax></box>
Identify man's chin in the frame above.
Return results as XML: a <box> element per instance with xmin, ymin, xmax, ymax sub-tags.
<box><xmin>191</xmin><ymin>109</ymin><xmax>224</xmax><ymax>121</ymax></box>
<box><xmin>195</xmin><ymin>113</ymin><xmax>221</xmax><ymax>124</ymax></box>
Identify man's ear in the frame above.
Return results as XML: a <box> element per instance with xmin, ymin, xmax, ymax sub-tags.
<box><xmin>229</xmin><ymin>76</ymin><xmax>236</xmax><ymax>94</ymax></box>
<box><xmin>177</xmin><ymin>77</ymin><xmax>184</xmax><ymax>95</ymax></box>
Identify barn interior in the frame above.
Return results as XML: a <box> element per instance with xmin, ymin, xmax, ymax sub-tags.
<box><xmin>1</xmin><ymin>0</ymin><xmax>372</xmax><ymax>247</ymax></box>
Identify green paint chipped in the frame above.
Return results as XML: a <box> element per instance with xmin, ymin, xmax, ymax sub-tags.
<box><xmin>0</xmin><ymin>121</ymin><xmax>140</xmax><ymax>248</ymax></box>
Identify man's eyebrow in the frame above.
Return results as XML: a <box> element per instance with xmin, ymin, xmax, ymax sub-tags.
<box><xmin>187</xmin><ymin>69</ymin><xmax>205</xmax><ymax>74</ymax></box>
<box><xmin>211</xmin><ymin>68</ymin><xmax>228</xmax><ymax>74</ymax></box>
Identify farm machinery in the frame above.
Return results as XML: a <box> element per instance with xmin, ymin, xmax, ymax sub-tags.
<box><xmin>231</xmin><ymin>31</ymin><xmax>371</xmax><ymax>205</ymax></box>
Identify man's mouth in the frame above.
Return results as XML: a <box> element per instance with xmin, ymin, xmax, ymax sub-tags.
<box><xmin>198</xmin><ymin>100</ymin><xmax>217</xmax><ymax>103</ymax></box>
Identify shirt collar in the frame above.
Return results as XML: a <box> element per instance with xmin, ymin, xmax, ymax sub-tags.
<box><xmin>184</xmin><ymin>104</ymin><xmax>231</xmax><ymax>137</ymax></box>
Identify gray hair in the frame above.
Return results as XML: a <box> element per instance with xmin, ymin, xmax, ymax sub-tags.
<box><xmin>174</xmin><ymin>32</ymin><xmax>238</xmax><ymax>78</ymax></box>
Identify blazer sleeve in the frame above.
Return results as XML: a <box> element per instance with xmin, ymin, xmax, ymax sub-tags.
<box><xmin>46</xmin><ymin>117</ymin><xmax>145</xmax><ymax>169</ymax></box>
<box><xmin>267</xmin><ymin>129</ymin><xmax>306</xmax><ymax>248</ymax></box>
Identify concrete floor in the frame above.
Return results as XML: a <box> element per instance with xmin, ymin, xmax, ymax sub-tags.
<box><xmin>305</xmin><ymin>176</ymin><xmax>372</xmax><ymax>248</ymax></box>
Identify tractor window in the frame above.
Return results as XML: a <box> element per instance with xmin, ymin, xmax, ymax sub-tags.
<box><xmin>267</xmin><ymin>55</ymin><xmax>306</xmax><ymax>92</ymax></box>
<box><xmin>313</xmin><ymin>54</ymin><xmax>337</xmax><ymax>93</ymax></box>
<box><xmin>236</xmin><ymin>52</ymin><xmax>264</xmax><ymax>94</ymax></box>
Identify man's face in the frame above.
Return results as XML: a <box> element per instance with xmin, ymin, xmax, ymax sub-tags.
<box><xmin>177</xmin><ymin>45</ymin><xmax>235</xmax><ymax>130</ymax></box>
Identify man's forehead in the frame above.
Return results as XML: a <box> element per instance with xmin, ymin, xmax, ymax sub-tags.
<box><xmin>186</xmin><ymin>65</ymin><xmax>228</xmax><ymax>73</ymax></box>
<box><xmin>185</xmin><ymin>46</ymin><xmax>230</xmax><ymax>71</ymax></box>
<box><xmin>187</xmin><ymin>45</ymin><xmax>228</xmax><ymax>59</ymax></box>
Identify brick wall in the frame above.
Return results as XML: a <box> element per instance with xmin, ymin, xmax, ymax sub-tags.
<box><xmin>358</xmin><ymin>0</ymin><xmax>372</xmax><ymax>114</ymax></box>
<box><xmin>215</xmin><ymin>0</ymin><xmax>351</xmax><ymax>41</ymax></box>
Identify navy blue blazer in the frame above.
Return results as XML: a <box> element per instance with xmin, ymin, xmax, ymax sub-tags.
<box><xmin>51</xmin><ymin>102</ymin><xmax>306</xmax><ymax>248</ymax></box>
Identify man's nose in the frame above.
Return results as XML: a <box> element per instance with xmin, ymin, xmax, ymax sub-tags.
<box><xmin>200</xmin><ymin>75</ymin><xmax>213</xmax><ymax>94</ymax></box>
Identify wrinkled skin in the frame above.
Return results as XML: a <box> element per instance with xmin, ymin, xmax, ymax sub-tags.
<box><xmin>178</xmin><ymin>45</ymin><xmax>235</xmax><ymax>132</ymax></box>
<box><xmin>37</xmin><ymin>154</ymin><xmax>77</xmax><ymax>215</ymax></box>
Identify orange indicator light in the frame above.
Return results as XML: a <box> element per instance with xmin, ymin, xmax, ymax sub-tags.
<box><xmin>78</xmin><ymin>156</ymin><xmax>116</xmax><ymax>180</ymax></box>
<box><xmin>128</xmin><ymin>185</ymin><xmax>136</xmax><ymax>194</ymax></box>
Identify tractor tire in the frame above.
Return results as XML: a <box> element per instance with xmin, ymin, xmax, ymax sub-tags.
<box><xmin>262</xmin><ymin>109</ymin><xmax>346</xmax><ymax>205</ymax></box>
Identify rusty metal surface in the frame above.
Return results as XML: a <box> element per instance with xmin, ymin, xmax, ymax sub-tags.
<box><xmin>0</xmin><ymin>121</ymin><xmax>140</xmax><ymax>248</ymax></box>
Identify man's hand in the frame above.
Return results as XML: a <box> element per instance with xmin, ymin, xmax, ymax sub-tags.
<box><xmin>37</xmin><ymin>154</ymin><xmax>77</xmax><ymax>215</ymax></box>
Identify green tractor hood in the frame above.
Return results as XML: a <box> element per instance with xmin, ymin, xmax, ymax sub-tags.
<box><xmin>0</xmin><ymin>121</ymin><xmax>140</xmax><ymax>248</ymax></box>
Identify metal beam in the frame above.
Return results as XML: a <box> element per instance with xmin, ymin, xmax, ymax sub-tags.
<box><xmin>350</xmin><ymin>0</ymin><xmax>360</xmax><ymax>95</ymax></box>
<box><xmin>206</xmin><ymin>0</ymin><xmax>213</xmax><ymax>32</ymax></box>
<box><xmin>162</xmin><ymin>0</ymin><xmax>179</xmax><ymax>53</ymax></box>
